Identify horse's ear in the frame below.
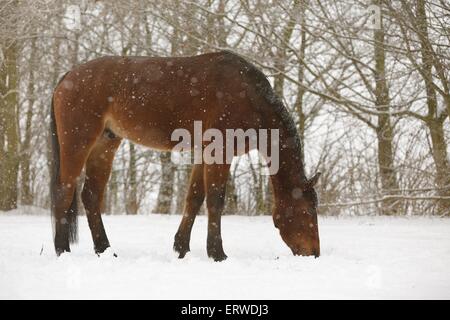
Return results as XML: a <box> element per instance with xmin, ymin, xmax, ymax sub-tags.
<box><xmin>304</xmin><ymin>172</ymin><xmax>321</xmax><ymax>190</ymax></box>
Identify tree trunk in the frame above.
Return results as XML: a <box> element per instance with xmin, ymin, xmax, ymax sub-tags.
<box><xmin>0</xmin><ymin>41</ymin><xmax>20</xmax><ymax>211</ymax></box>
<box><xmin>416</xmin><ymin>0</ymin><xmax>450</xmax><ymax>214</ymax></box>
<box><xmin>273</xmin><ymin>0</ymin><xmax>298</xmax><ymax>97</ymax></box>
<box><xmin>216</xmin><ymin>0</ymin><xmax>228</xmax><ymax>48</ymax></box>
<box><xmin>153</xmin><ymin>152</ymin><xmax>175</xmax><ymax>214</ymax></box>
<box><xmin>255</xmin><ymin>173</ymin><xmax>266</xmax><ymax>215</ymax></box>
<box><xmin>126</xmin><ymin>142</ymin><xmax>138</xmax><ymax>215</ymax></box>
<box><xmin>264</xmin><ymin>174</ymin><xmax>273</xmax><ymax>215</ymax></box>
<box><xmin>224</xmin><ymin>173</ymin><xmax>238</xmax><ymax>215</ymax></box>
<box><xmin>294</xmin><ymin>0</ymin><xmax>307</xmax><ymax>165</ymax></box>
<box><xmin>175</xmin><ymin>166</ymin><xmax>188</xmax><ymax>214</ymax></box>
<box><xmin>20</xmin><ymin>38</ymin><xmax>37</xmax><ymax>206</ymax></box>
<box><xmin>373</xmin><ymin>2</ymin><xmax>400</xmax><ymax>215</ymax></box>
<box><xmin>105</xmin><ymin>166</ymin><xmax>118</xmax><ymax>214</ymax></box>
<box><xmin>427</xmin><ymin>120</ymin><xmax>450</xmax><ymax>213</ymax></box>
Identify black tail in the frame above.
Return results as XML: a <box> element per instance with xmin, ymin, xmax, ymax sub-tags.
<box><xmin>50</xmin><ymin>74</ymin><xmax>78</xmax><ymax>244</ymax></box>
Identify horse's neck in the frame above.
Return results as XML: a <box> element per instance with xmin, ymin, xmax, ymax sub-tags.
<box><xmin>269</xmin><ymin>133</ymin><xmax>306</xmax><ymax>200</ymax></box>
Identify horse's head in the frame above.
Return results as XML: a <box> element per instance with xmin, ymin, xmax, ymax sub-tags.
<box><xmin>273</xmin><ymin>172</ymin><xmax>321</xmax><ymax>257</ymax></box>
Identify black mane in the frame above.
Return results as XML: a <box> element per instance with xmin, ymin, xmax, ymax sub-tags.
<box><xmin>219</xmin><ymin>50</ymin><xmax>305</xmax><ymax>175</ymax></box>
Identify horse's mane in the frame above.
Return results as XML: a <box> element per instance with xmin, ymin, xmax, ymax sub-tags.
<box><xmin>219</xmin><ymin>50</ymin><xmax>305</xmax><ymax>172</ymax></box>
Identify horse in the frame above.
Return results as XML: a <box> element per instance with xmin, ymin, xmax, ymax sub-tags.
<box><xmin>50</xmin><ymin>51</ymin><xmax>321</xmax><ymax>261</ymax></box>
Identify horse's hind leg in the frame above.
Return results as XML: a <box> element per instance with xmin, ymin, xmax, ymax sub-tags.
<box><xmin>82</xmin><ymin>134</ymin><xmax>122</xmax><ymax>254</ymax></box>
<box><xmin>54</xmin><ymin>158</ymin><xmax>85</xmax><ymax>255</ymax></box>
<box><xmin>54</xmin><ymin>129</ymin><xmax>100</xmax><ymax>255</ymax></box>
<box><xmin>174</xmin><ymin>164</ymin><xmax>205</xmax><ymax>258</ymax></box>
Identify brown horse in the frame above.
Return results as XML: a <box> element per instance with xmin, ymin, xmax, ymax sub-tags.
<box><xmin>50</xmin><ymin>51</ymin><xmax>321</xmax><ymax>261</ymax></box>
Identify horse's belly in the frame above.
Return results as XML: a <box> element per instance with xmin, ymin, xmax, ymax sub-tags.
<box><xmin>106</xmin><ymin>109</ymin><xmax>179</xmax><ymax>151</ymax></box>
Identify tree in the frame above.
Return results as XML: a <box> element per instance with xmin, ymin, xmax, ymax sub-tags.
<box><xmin>385</xmin><ymin>0</ymin><xmax>450</xmax><ymax>214</ymax></box>
<box><xmin>126</xmin><ymin>143</ymin><xmax>139</xmax><ymax>215</ymax></box>
<box><xmin>153</xmin><ymin>152</ymin><xmax>175</xmax><ymax>214</ymax></box>
<box><xmin>20</xmin><ymin>38</ymin><xmax>37</xmax><ymax>205</ymax></box>
<box><xmin>0</xmin><ymin>35</ymin><xmax>19</xmax><ymax>210</ymax></box>
<box><xmin>372</xmin><ymin>0</ymin><xmax>400</xmax><ymax>214</ymax></box>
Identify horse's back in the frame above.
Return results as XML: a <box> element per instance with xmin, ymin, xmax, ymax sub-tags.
<box><xmin>52</xmin><ymin>51</ymin><xmax>272</xmax><ymax>150</ymax></box>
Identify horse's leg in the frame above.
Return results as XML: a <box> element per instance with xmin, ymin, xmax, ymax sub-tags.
<box><xmin>82</xmin><ymin>135</ymin><xmax>122</xmax><ymax>254</ymax></box>
<box><xmin>174</xmin><ymin>164</ymin><xmax>205</xmax><ymax>258</ymax></box>
<box><xmin>54</xmin><ymin>134</ymin><xmax>99</xmax><ymax>255</ymax></box>
<box><xmin>54</xmin><ymin>160</ymin><xmax>85</xmax><ymax>255</ymax></box>
<box><xmin>204</xmin><ymin>163</ymin><xmax>230</xmax><ymax>261</ymax></box>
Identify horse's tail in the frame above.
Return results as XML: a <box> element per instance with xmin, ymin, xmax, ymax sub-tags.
<box><xmin>50</xmin><ymin>73</ymin><xmax>78</xmax><ymax>244</ymax></box>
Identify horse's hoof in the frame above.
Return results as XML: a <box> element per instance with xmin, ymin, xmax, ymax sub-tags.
<box><xmin>94</xmin><ymin>242</ymin><xmax>111</xmax><ymax>255</ymax></box>
<box><xmin>207</xmin><ymin>239</ymin><xmax>227</xmax><ymax>262</ymax></box>
<box><xmin>55</xmin><ymin>248</ymin><xmax>70</xmax><ymax>256</ymax></box>
<box><xmin>212</xmin><ymin>254</ymin><xmax>228</xmax><ymax>262</ymax></box>
<box><xmin>96</xmin><ymin>247</ymin><xmax>117</xmax><ymax>258</ymax></box>
<box><xmin>174</xmin><ymin>243</ymin><xmax>190</xmax><ymax>259</ymax></box>
<box><xmin>173</xmin><ymin>234</ymin><xmax>190</xmax><ymax>259</ymax></box>
<box><xmin>208</xmin><ymin>250</ymin><xmax>228</xmax><ymax>262</ymax></box>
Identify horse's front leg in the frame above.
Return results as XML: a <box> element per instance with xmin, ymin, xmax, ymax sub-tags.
<box><xmin>174</xmin><ymin>164</ymin><xmax>205</xmax><ymax>258</ymax></box>
<box><xmin>204</xmin><ymin>163</ymin><xmax>230</xmax><ymax>262</ymax></box>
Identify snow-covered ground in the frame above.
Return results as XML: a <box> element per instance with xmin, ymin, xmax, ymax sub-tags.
<box><xmin>1</xmin><ymin>208</ymin><xmax>449</xmax><ymax>299</ymax></box>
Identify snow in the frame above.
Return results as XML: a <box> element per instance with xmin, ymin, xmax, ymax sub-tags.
<box><xmin>1</xmin><ymin>208</ymin><xmax>449</xmax><ymax>299</ymax></box>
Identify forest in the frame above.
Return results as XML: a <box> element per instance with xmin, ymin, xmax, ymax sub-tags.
<box><xmin>1</xmin><ymin>0</ymin><xmax>449</xmax><ymax>216</ymax></box>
